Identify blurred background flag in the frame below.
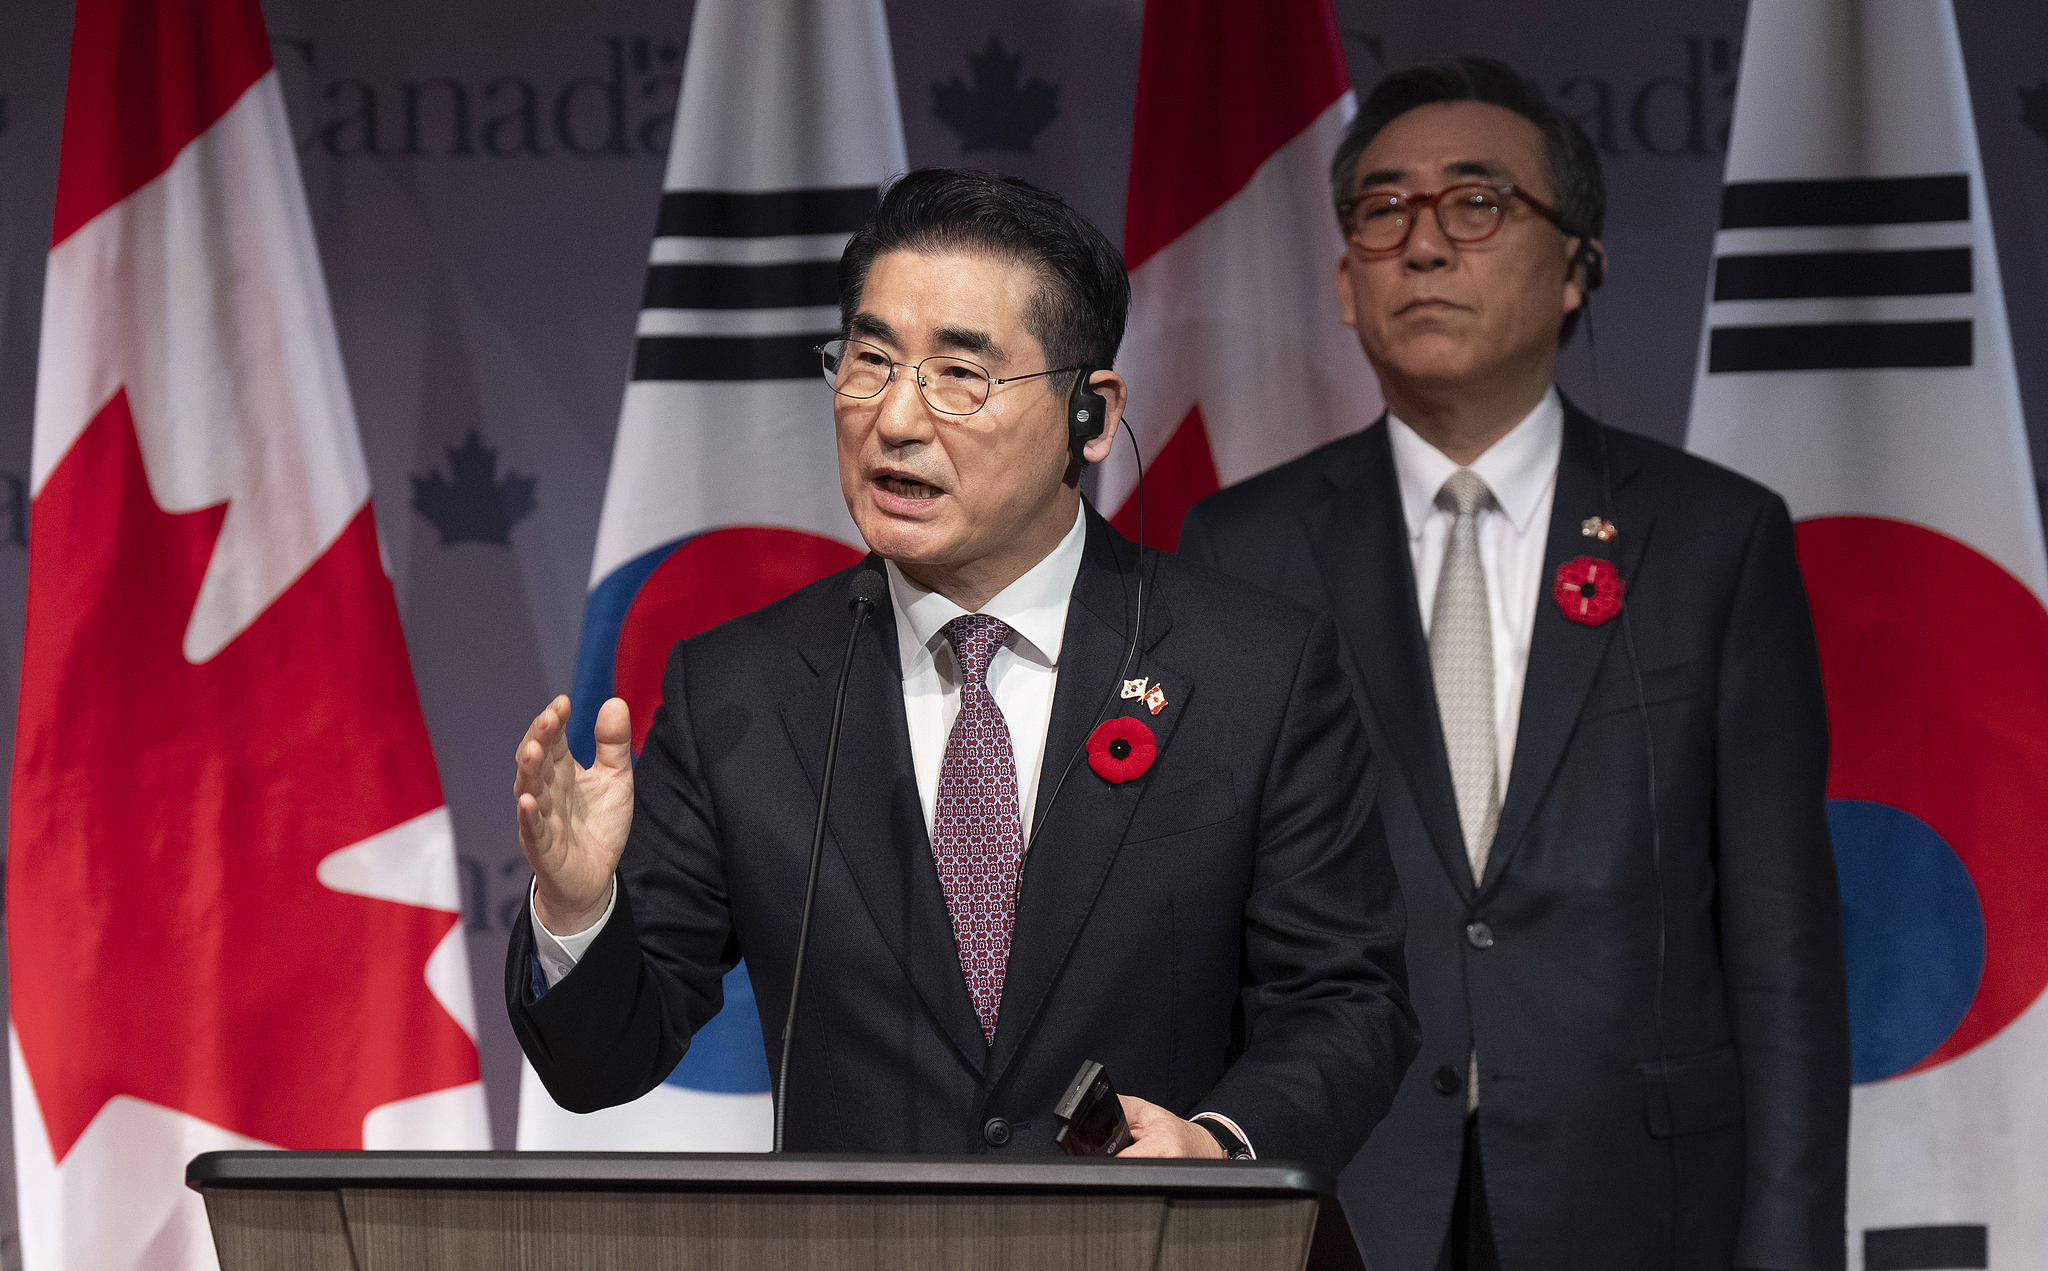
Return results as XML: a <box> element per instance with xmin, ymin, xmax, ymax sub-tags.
<box><xmin>1686</xmin><ymin>0</ymin><xmax>2048</xmax><ymax>1264</ymax></box>
<box><xmin>8</xmin><ymin>0</ymin><xmax>488</xmax><ymax>1266</ymax></box>
<box><xmin>513</xmin><ymin>0</ymin><xmax>899</xmax><ymax>1152</ymax></box>
<box><xmin>1097</xmin><ymin>0</ymin><xmax>1382</xmax><ymax>549</ymax></box>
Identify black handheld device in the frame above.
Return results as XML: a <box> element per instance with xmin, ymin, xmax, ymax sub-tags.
<box><xmin>1052</xmin><ymin>1059</ymin><xmax>1134</xmax><ymax>1157</ymax></box>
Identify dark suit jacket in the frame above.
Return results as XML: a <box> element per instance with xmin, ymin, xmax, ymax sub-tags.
<box><xmin>1180</xmin><ymin>403</ymin><xmax>1850</xmax><ymax>1271</ymax></box>
<box><xmin>508</xmin><ymin>509</ymin><xmax>1419</xmax><ymax>1171</ymax></box>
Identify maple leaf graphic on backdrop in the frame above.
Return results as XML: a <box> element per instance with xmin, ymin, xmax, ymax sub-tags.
<box><xmin>412</xmin><ymin>430</ymin><xmax>537</xmax><ymax>546</ymax></box>
<box><xmin>7</xmin><ymin>390</ymin><xmax>477</xmax><ymax>1160</ymax></box>
<box><xmin>932</xmin><ymin>35</ymin><xmax>1061</xmax><ymax>154</ymax></box>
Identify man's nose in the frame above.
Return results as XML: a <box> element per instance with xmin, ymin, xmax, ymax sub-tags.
<box><xmin>1403</xmin><ymin>208</ymin><xmax>1453</xmax><ymax>271</ymax></box>
<box><xmin>874</xmin><ymin>367</ymin><xmax>934</xmax><ymax>442</ymax></box>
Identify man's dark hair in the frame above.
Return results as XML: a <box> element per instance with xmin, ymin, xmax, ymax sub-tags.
<box><xmin>1329</xmin><ymin>57</ymin><xmax>1605</xmax><ymax>344</ymax></box>
<box><xmin>837</xmin><ymin>168</ymin><xmax>1129</xmax><ymax>387</ymax></box>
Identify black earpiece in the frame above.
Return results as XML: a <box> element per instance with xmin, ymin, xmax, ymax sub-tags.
<box><xmin>1068</xmin><ymin>367</ymin><xmax>1107</xmax><ymax>463</ymax></box>
<box><xmin>1577</xmin><ymin>240</ymin><xmax>1606</xmax><ymax>293</ymax></box>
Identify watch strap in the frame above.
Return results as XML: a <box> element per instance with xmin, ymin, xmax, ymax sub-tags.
<box><xmin>1195</xmin><ymin>1116</ymin><xmax>1253</xmax><ymax>1160</ymax></box>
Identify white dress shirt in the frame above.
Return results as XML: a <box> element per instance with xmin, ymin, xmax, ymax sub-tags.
<box><xmin>1386</xmin><ymin>387</ymin><xmax>1565</xmax><ymax>798</ymax></box>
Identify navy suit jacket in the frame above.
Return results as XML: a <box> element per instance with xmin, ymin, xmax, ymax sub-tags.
<box><xmin>1180</xmin><ymin>404</ymin><xmax>1850</xmax><ymax>1271</ymax></box>
<box><xmin>508</xmin><ymin>509</ymin><xmax>1419</xmax><ymax>1172</ymax></box>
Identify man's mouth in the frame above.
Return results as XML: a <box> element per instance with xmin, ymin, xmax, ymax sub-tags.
<box><xmin>876</xmin><ymin>473</ymin><xmax>944</xmax><ymax>500</ymax></box>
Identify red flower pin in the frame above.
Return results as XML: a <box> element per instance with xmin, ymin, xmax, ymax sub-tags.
<box><xmin>1087</xmin><ymin>716</ymin><xmax>1157</xmax><ymax>783</ymax></box>
<box><xmin>1553</xmin><ymin>555</ymin><xmax>1625</xmax><ymax>625</ymax></box>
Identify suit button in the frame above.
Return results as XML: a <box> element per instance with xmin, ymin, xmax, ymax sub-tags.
<box><xmin>1431</xmin><ymin>1065</ymin><xmax>1463</xmax><ymax>1097</ymax></box>
<box><xmin>982</xmin><ymin>1117</ymin><xmax>1012</xmax><ymax>1147</ymax></box>
<box><xmin>1465</xmin><ymin>921</ymin><xmax>1495</xmax><ymax>949</ymax></box>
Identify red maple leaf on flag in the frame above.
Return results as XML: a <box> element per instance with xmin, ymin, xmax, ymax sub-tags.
<box><xmin>7</xmin><ymin>390</ymin><xmax>478</xmax><ymax>1160</ymax></box>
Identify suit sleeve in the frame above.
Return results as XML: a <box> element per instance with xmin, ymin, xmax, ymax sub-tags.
<box><xmin>1196</xmin><ymin>612</ymin><xmax>1421</xmax><ymax>1166</ymax></box>
<box><xmin>1713</xmin><ymin>496</ymin><xmax>1852</xmax><ymax>1271</ymax></box>
<box><xmin>504</xmin><ymin>641</ymin><xmax>738</xmax><ymax>1113</ymax></box>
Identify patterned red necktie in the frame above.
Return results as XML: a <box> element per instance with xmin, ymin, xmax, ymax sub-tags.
<box><xmin>932</xmin><ymin>613</ymin><xmax>1026</xmax><ymax>1046</ymax></box>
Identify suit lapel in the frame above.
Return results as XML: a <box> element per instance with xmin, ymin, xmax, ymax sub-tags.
<box><xmin>1482</xmin><ymin>406</ymin><xmax>1653</xmax><ymax>894</ymax></box>
<box><xmin>779</xmin><ymin>571</ymin><xmax>988</xmax><ymax>1071</ymax></box>
<box><xmin>1305</xmin><ymin>423</ymin><xmax>1476</xmax><ymax>898</ymax></box>
<box><xmin>987</xmin><ymin>513</ymin><xmax>1185</xmax><ymax>1088</ymax></box>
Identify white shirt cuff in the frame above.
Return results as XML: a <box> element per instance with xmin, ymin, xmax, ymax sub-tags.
<box><xmin>1190</xmin><ymin>1111</ymin><xmax>1255</xmax><ymax>1159</ymax></box>
<box><xmin>529</xmin><ymin>876</ymin><xmax>616</xmax><ymax>988</ymax></box>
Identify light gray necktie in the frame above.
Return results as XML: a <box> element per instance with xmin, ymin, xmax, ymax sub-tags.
<box><xmin>1432</xmin><ymin>468</ymin><xmax>1500</xmax><ymax>1113</ymax></box>
<box><xmin>1430</xmin><ymin>469</ymin><xmax>1500</xmax><ymax>886</ymax></box>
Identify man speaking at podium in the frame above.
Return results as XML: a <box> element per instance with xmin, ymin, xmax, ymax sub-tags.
<box><xmin>506</xmin><ymin>169</ymin><xmax>1418</xmax><ymax>1168</ymax></box>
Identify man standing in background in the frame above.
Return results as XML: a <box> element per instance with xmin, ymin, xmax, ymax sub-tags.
<box><xmin>1181</xmin><ymin>59</ymin><xmax>1849</xmax><ymax>1271</ymax></box>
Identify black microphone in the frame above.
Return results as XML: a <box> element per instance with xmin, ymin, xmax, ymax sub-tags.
<box><xmin>773</xmin><ymin>562</ymin><xmax>885</xmax><ymax>1152</ymax></box>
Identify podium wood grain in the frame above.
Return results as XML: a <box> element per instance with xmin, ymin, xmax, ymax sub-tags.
<box><xmin>202</xmin><ymin>1188</ymin><xmax>1318</xmax><ymax>1271</ymax></box>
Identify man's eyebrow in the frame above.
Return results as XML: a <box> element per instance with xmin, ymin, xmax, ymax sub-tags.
<box><xmin>930</xmin><ymin>324</ymin><xmax>1003</xmax><ymax>363</ymax></box>
<box><xmin>1445</xmin><ymin>159</ymin><xmax>1512</xmax><ymax>180</ymax></box>
<box><xmin>1355</xmin><ymin>167</ymin><xmax>1407</xmax><ymax>190</ymax></box>
<box><xmin>847</xmin><ymin>313</ymin><xmax>896</xmax><ymax>344</ymax></box>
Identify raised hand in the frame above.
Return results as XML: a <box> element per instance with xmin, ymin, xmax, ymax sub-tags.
<box><xmin>514</xmin><ymin>695</ymin><xmax>635</xmax><ymax>935</ymax></box>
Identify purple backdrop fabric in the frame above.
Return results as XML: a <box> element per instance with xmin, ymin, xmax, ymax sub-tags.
<box><xmin>0</xmin><ymin>3</ymin><xmax>2045</xmax><ymax>1261</ymax></box>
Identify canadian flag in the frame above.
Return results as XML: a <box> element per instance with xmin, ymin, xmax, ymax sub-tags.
<box><xmin>8</xmin><ymin>1</ymin><xmax>487</xmax><ymax>1268</ymax></box>
<box><xmin>1099</xmin><ymin>0</ymin><xmax>1382</xmax><ymax>548</ymax></box>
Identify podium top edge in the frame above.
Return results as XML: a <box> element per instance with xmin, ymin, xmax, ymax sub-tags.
<box><xmin>185</xmin><ymin>1151</ymin><xmax>1334</xmax><ymax>1198</ymax></box>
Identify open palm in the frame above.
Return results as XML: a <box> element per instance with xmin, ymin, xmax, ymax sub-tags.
<box><xmin>514</xmin><ymin>694</ymin><xmax>635</xmax><ymax>934</ymax></box>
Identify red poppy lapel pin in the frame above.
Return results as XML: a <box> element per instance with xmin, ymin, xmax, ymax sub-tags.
<box><xmin>1087</xmin><ymin>716</ymin><xmax>1157</xmax><ymax>784</ymax></box>
<box><xmin>1553</xmin><ymin>555</ymin><xmax>1625</xmax><ymax>626</ymax></box>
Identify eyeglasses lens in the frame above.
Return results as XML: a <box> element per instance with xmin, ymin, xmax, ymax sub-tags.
<box><xmin>919</xmin><ymin>359</ymin><xmax>990</xmax><ymax>414</ymax></box>
<box><xmin>1347</xmin><ymin>185</ymin><xmax>1507</xmax><ymax>250</ymax></box>
<box><xmin>1442</xmin><ymin>187</ymin><xmax>1506</xmax><ymax>241</ymax></box>
<box><xmin>819</xmin><ymin>340</ymin><xmax>993</xmax><ymax>415</ymax></box>
<box><xmin>821</xmin><ymin>339</ymin><xmax>887</xmax><ymax>397</ymax></box>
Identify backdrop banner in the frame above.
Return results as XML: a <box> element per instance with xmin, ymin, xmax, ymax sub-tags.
<box><xmin>1</xmin><ymin>1</ymin><xmax>2046</xmax><ymax>1267</ymax></box>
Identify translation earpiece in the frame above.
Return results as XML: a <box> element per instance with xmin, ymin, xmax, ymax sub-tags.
<box><xmin>1577</xmin><ymin>241</ymin><xmax>1606</xmax><ymax>293</ymax></box>
<box><xmin>1068</xmin><ymin>367</ymin><xmax>1107</xmax><ymax>463</ymax></box>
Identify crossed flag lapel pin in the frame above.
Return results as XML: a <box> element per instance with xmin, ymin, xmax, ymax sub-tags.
<box><xmin>1119</xmin><ymin>676</ymin><xmax>1169</xmax><ymax>715</ymax></box>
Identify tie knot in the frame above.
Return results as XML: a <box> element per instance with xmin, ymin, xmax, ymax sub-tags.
<box><xmin>941</xmin><ymin>613</ymin><xmax>1013</xmax><ymax>684</ymax></box>
<box><xmin>1435</xmin><ymin>469</ymin><xmax>1495</xmax><ymax>519</ymax></box>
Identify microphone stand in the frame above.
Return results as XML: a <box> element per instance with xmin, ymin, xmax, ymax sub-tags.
<box><xmin>774</xmin><ymin>577</ymin><xmax>878</xmax><ymax>1152</ymax></box>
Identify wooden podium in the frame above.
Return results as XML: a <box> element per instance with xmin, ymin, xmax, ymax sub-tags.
<box><xmin>188</xmin><ymin>1150</ymin><xmax>1368</xmax><ymax>1270</ymax></box>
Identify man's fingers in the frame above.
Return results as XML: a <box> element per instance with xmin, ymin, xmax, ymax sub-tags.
<box><xmin>515</xmin><ymin>791</ymin><xmax>552</xmax><ymax>857</ymax></box>
<box><xmin>592</xmin><ymin>697</ymin><xmax>634</xmax><ymax>773</ymax></box>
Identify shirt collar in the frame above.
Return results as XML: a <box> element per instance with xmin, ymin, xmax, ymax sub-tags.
<box><xmin>885</xmin><ymin>501</ymin><xmax>1087</xmax><ymax>677</ymax></box>
<box><xmin>1387</xmin><ymin>386</ymin><xmax>1564</xmax><ymax>540</ymax></box>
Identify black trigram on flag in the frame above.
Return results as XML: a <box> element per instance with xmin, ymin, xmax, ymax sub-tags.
<box><xmin>632</xmin><ymin>185</ymin><xmax>877</xmax><ymax>383</ymax></box>
<box><xmin>1865</xmin><ymin>1223</ymin><xmax>1988</xmax><ymax>1271</ymax></box>
<box><xmin>1707</xmin><ymin>173</ymin><xmax>1974</xmax><ymax>373</ymax></box>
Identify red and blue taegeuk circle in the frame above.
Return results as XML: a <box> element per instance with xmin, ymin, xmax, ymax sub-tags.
<box><xmin>1801</xmin><ymin>516</ymin><xmax>2048</xmax><ymax>1083</ymax></box>
<box><xmin>565</xmin><ymin>524</ymin><xmax>862</xmax><ymax>1095</ymax></box>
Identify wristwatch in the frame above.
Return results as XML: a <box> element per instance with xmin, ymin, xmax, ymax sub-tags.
<box><xmin>1196</xmin><ymin>1117</ymin><xmax>1254</xmax><ymax>1160</ymax></box>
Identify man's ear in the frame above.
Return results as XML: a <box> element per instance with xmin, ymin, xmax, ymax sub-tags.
<box><xmin>1564</xmin><ymin>237</ymin><xmax>1606</xmax><ymax>315</ymax></box>
<box><xmin>1336</xmin><ymin>251</ymin><xmax>1361</xmax><ymax>331</ymax></box>
<box><xmin>1078</xmin><ymin>369</ymin><xmax>1128</xmax><ymax>466</ymax></box>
